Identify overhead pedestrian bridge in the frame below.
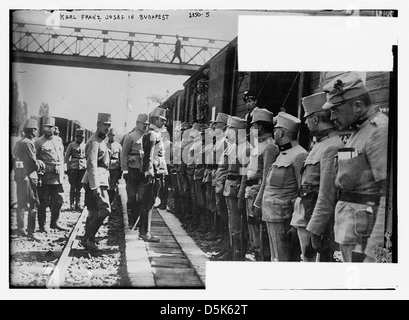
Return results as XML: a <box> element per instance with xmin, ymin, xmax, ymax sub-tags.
<box><xmin>11</xmin><ymin>22</ymin><xmax>230</xmax><ymax>76</ymax></box>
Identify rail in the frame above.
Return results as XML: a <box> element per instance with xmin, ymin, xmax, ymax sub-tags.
<box><xmin>11</xmin><ymin>22</ymin><xmax>230</xmax><ymax>67</ymax></box>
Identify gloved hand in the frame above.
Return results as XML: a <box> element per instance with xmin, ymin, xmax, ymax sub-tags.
<box><xmin>286</xmin><ymin>226</ymin><xmax>298</xmax><ymax>244</ymax></box>
<box><xmin>37</xmin><ymin>160</ymin><xmax>45</xmax><ymax>171</ymax></box>
<box><xmin>253</xmin><ymin>206</ymin><xmax>262</xmax><ymax>220</ymax></box>
<box><xmin>237</xmin><ymin>198</ymin><xmax>246</xmax><ymax>211</ymax></box>
<box><xmin>92</xmin><ymin>188</ymin><xmax>102</xmax><ymax>198</ymax></box>
<box><xmin>311</xmin><ymin>233</ymin><xmax>325</xmax><ymax>254</ymax></box>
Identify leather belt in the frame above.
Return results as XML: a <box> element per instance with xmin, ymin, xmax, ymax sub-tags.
<box><xmin>246</xmin><ymin>178</ymin><xmax>260</xmax><ymax>187</ymax></box>
<box><xmin>227</xmin><ymin>174</ymin><xmax>241</xmax><ymax>181</ymax></box>
<box><xmin>337</xmin><ymin>190</ymin><xmax>380</xmax><ymax>206</ymax></box>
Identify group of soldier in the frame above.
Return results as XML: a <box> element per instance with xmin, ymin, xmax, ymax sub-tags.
<box><xmin>163</xmin><ymin>71</ymin><xmax>388</xmax><ymax>263</ymax></box>
<box><xmin>12</xmin><ymin>71</ymin><xmax>388</xmax><ymax>262</ymax></box>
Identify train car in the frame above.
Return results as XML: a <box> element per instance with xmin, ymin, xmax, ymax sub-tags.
<box><xmin>167</xmin><ymin>35</ymin><xmax>393</xmax><ymax>150</ymax></box>
<box><xmin>38</xmin><ymin>116</ymin><xmax>93</xmax><ymax>149</ymax></box>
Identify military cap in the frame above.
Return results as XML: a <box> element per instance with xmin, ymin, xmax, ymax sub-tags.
<box><xmin>192</xmin><ymin>123</ymin><xmax>202</xmax><ymax>131</ymax></box>
<box><xmin>98</xmin><ymin>113</ymin><xmax>112</xmax><ymax>124</ymax></box>
<box><xmin>251</xmin><ymin>108</ymin><xmax>275</xmax><ymax>124</ymax></box>
<box><xmin>228</xmin><ymin>116</ymin><xmax>247</xmax><ymax>129</ymax></box>
<box><xmin>108</xmin><ymin>128</ymin><xmax>117</xmax><ymax>135</ymax></box>
<box><xmin>75</xmin><ymin>128</ymin><xmax>85</xmax><ymax>136</ymax></box>
<box><xmin>212</xmin><ymin>112</ymin><xmax>229</xmax><ymax>125</ymax></box>
<box><xmin>150</xmin><ymin>107</ymin><xmax>167</xmax><ymax>120</ymax></box>
<box><xmin>42</xmin><ymin>116</ymin><xmax>55</xmax><ymax>127</ymax></box>
<box><xmin>24</xmin><ymin>119</ymin><xmax>38</xmax><ymax>129</ymax></box>
<box><xmin>322</xmin><ymin>72</ymin><xmax>368</xmax><ymax>110</ymax></box>
<box><xmin>136</xmin><ymin>113</ymin><xmax>150</xmax><ymax>124</ymax></box>
<box><xmin>302</xmin><ymin>92</ymin><xmax>327</xmax><ymax>118</ymax></box>
<box><xmin>275</xmin><ymin>112</ymin><xmax>301</xmax><ymax>133</ymax></box>
<box><xmin>243</xmin><ymin>90</ymin><xmax>257</xmax><ymax>102</ymax></box>
<box><xmin>181</xmin><ymin>122</ymin><xmax>191</xmax><ymax>130</ymax></box>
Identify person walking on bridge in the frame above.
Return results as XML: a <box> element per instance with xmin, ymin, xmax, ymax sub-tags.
<box><xmin>170</xmin><ymin>34</ymin><xmax>182</xmax><ymax>64</ymax></box>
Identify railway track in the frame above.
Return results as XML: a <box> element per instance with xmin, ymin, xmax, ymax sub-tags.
<box><xmin>45</xmin><ymin>207</ymin><xmax>88</xmax><ymax>288</ymax></box>
<box><xmin>10</xmin><ymin>179</ymin><xmax>208</xmax><ymax>288</ymax></box>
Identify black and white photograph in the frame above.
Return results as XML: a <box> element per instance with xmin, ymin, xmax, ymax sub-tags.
<box><xmin>3</xmin><ymin>0</ymin><xmax>408</xmax><ymax>301</ymax></box>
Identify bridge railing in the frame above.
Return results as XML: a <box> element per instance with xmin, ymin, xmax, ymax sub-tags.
<box><xmin>11</xmin><ymin>22</ymin><xmax>230</xmax><ymax>66</ymax></box>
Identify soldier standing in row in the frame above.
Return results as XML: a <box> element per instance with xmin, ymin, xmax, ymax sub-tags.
<box><xmin>191</xmin><ymin>123</ymin><xmax>208</xmax><ymax>231</ymax></box>
<box><xmin>202</xmin><ymin>124</ymin><xmax>218</xmax><ymax>240</ymax></box>
<box><xmin>121</xmin><ymin>114</ymin><xmax>149</xmax><ymax>229</ymax></box>
<box><xmin>211</xmin><ymin>113</ymin><xmax>231</xmax><ymax>260</ymax></box>
<box><xmin>65</xmin><ymin>128</ymin><xmax>86</xmax><ymax>211</ymax></box>
<box><xmin>13</xmin><ymin>119</ymin><xmax>45</xmax><ymax>239</ymax></box>
<box><xmin>139</xmin><ymin>107</ymin><xmax>168</xmax><ymax>242</ymax></box>
<box><xmin>81</xmin><ymin>113</ymin><xmax>112</xmax><ymax>250</ymax></box>
<box><xmin>243</xmin><ymin>90</ymin><xmax>259</xmax><ymax>132</ymax></box>
<box><xmin>223</xmin><ymin>116</ymin><xmax>249</xmax><ymax>261</ymax></box>
<box><xmin>107</xmin><ymin>128</ymin><xmax>122</xmax><ymax>211</ymax></box>
<box><xmin>35</xmin><ymin>116</ymin><xmax>67</xmax><ymax>232</ymax></box>
<box><xmin>185</xmin><ymin>123</ymin><xmax>201</xmax><ymax>225</ymax></box>
<box><xmin>239</xmin><ymin>109</ymin><xmax>277</xmax><ymax>261</ymax></box>
<box><xmin>290</xmin><ymin>92</ymin><xmax>343</xmax><ymax>262</ymax></box>
<box><xmin>322</xmin><ymin>72</ymin><xmax>388</xmax><ymax>263</ymax></box>
<box><xmin>174</xmin><ymin>122</ymin><xmax>191</xmax><ymax>219</ymax></box>
<box><xmin>261</xmin><ymin>112</ymin><xmax>307</xmax><ymax>261</ymax></box>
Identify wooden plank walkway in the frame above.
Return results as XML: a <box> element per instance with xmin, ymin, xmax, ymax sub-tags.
<box><xmin>118</xmin><ymin>182</ymin><xmax>208</xmax><ymax>288</ymax></box>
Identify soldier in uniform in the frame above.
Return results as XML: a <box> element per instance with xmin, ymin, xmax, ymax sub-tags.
<box><xmin>65</xmin><ymin>128</ymin><xmax>86</xmax><ymax>211</ymax></box>
<box><xmin>158</xmin><ymin>128</ymin><xmax>172</xmax><ymax>211</ymax></box>
<box><xmin>290</xmin><ymin>92</ymin><xmax>344</xmax><ymax>262</ymax></box>
<box><xmin>243</xmin><ymin>90</ymin><xmax>259</xmax><ymax>131</ymax></box>
<box><xmin>53</xmin><ymin>126</ymin><xmax>64</xmax><ymax>145</ymax></box>
<box><xmin>107</xmin><ymin>128</ymin><xmax>122</xmax><ymax>211</ymax></box>
<box><xmin>35</xmin><ymin>116</ymin><xmax>67</xmax><ymax>232</ymax></box>
<box><xmin>239</xmin><ymin>109</ymin><xmax>278</xmax><ymax>261</ymax></box>
<box><xmin>322</xmin><ymin>72</ymin><xmax>388</xmax><ymax>263</ymax></box>
<box><xmin>139</xmin><ymin>107</ymin><xmax>168</xmax><ymax>242</ymax></box>
<box><xmin>174</xmin><ymin>122</ymin><xmax>192</xmax><ymax>219</ymax></box>
<box><xmin>185</xmin><ymin>123</ymin><xmax>201</xmax><ymax>226</ymax></box>
<box><xmin>13</xmin><ymin>119</ymin><xmax>45</xmax><ymax>239</ymax></box>
<box><xmin>81</xmin><ymin>113</ymin><xmax>112</xmax><ymax>250</ymax></box>
<box><xmin>202</xmin><ymin>124</ymin><xmax>217</xmax><ymax>240</ymax></box>
<box><xmin>261</xmin><ymin>112</ymin><xmax>307</xmax><ymax>261</ymax></box>
<box><xmin>223</xmin><ymin>116</ymin><xmax>249</xmax><ymax>260</ymax></box>
<box><xmin>211</xmin><ymin>113</ymin><xmax>231</xmax><ymax>260</ymax></box>
<box><xmin>121</xmin><ymin>113</ymin><xmax>149</xmax><ymax>229</ymax></box>
<box><xmin>191</xmin><ymin>123</ymin><xmax>209</xmax><ymax>231</ymax></box>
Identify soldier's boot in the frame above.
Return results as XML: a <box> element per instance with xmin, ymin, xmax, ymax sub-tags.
<box><xmin>82</xmin><ymin>216</ymin><xmax>105</xmax><ymax>250</ymax></box>
<box><xmin>75</xmin><ymin>193</ymin><xmax>83</xmax><ymax>212</ymax></box>
<box><xmin>216</xmin><ymin>234</ymin><xmax>233</xmax><ymax>261</ymax></box>
<box><xmin>16</xmin><ymin>208</ymin><xmax>26</xmax><ymax>236</ymax></box>
<box><xmin>232</xmin><ymin>236</ymin><xmax>245</xmax><ymax>261</ymax></box>
<box><xmin>199</xmin><ymin>207</ymin><xmax>209</xmax><ymax>233</ymax></box>
<box><xmin>240</xmin><ymin>237</ymin><xmax>249</xmax><ymax>261</ymax></box>
<box><xmin>70</xmin><ymin>192</ymin><xmax>76</xmax><ymax>211</ymax></box>
<box><xmin>27</xmin><ymin>208</ymin><xmax>37</xmax><ymax>235</ymax></box>
<box><xmin>254</xmin><ymin>251</ymin><xmax>261</xmax><ymax>261</ymax></box>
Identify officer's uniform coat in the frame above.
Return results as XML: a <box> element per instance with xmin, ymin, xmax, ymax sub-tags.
<box><xmin>81</xmin><ymin>132</ymin><xmax>110</xmax><ymax>190</ymax></box>
<box><xmin>35</xmin><ymin>135</ymin><xmax>65</xmax><ymax>185</ymax></box>
<box><xmin>290</xmin><ymin>131</ymin><xmax>344</xmax><ymax>235</ymax></box>
<box><xmin>334</xmin><ymin>108</ymin><xmax>388</xmax><ymax>259</ymax></box>
<box><xmin>261</xmin><ymin>142</ymin><xmax>307</xmax><ymax>222</ymax></box>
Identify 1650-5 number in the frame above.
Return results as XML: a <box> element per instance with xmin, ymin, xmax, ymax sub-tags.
<box><xmin>189</xmin><ymin>11</ymin><xmax>210</xmax><ymax>18</ymax></box>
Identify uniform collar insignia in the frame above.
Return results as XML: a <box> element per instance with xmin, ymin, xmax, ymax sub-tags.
<box><xmin>279</xmin><ymin>142</ymin><xmax>292</xmax><ymax>152</ymax></box>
